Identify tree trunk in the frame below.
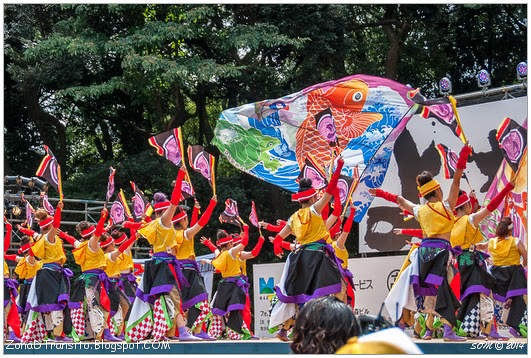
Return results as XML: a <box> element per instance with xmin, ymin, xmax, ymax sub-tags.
<box><xmin>382</xmin><ymin>6</ymin><xmax>411</xmax><ymax>80</ymax></box>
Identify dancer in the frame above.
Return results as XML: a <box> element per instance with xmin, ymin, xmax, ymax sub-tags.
<box><xmin>269</xmin><ymin>158</ymin><xmax>345</xmax><ymax>341</ymax></box>
<box><xmin>202</xmin><ymin>230</ymin><xmax>249</xmax><ymax>340</ymax></box>
<box><xmin>172</xmin><ymin>194</ymin><xmax>217</xmax><ymax>340</ymax></box>
<box><xmin>378</xmin><ymin>144</ymin><xmax>472</xmax><ymax>341</ymax></box>
<box><xmin>101</xmin><ymin>230</ymin><xmax>136</xmax><ymax>338</ymax></box>
<box><xmin>112</xmin><ymin>227</ymin><xmax>138</xmax><ymax>303</ymax></box>
<box><xmin>125</xmin><ymin>170</ymin><xmax>200</xmax><ymax>341</ymax></box>
<box><xmin>21</xmin><ymin>201</ymin><xmax>73</xmax><ymax>342</ymax></box>
<box><xmin>4</xmin><ymin>218</ymin><xmax>20</xmax><ymax>341</ymax></box>
<box><xmin>70</xmin><ymin>207</ymin><xmax>121</xmax><ymax>341</ymax></box>
<box><xmin>450</xmin><ymin>181</ymin><xmax>515</xmax><ymax>340</ymax></box>
<box><xmin>14</xmin><ymin>236</ymin><xmax>43</xmax><ymax>330</ymax></box>
<box><xmin>485</xmin><ymin>217</ymin><xmax>527</xmax><ymax>338</ymax></box>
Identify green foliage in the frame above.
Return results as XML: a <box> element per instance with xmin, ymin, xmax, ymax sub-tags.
<box><xmin>4</xmin><ymin>4</ymin><xmax>526</xmax><ymax>265</ymax></box>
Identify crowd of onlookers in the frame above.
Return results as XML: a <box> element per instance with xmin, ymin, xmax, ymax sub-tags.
<box><xmin>290</xmin><ymin>296</ymin><xmax>422</xmax><ymax>354</ymax></box>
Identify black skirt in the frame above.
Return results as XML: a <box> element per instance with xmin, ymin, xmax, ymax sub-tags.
<box><xmin>457</xmin><ymin>250</ymin><xmax>494</xmax><ymax>322</ymax></box>
<box><xmin>70</xmin><ymin>270</ymin><xmax>108</xmax><ymax>309</ymax></box>
<box><xmin>136</xmin><ymin>253</ymin><xmax>183</xmax><ymax>304</ymax></box>
<box><xmin>17</xmin><ymin>280</ymin><xmax>32</xmax><ymax>314</ymax></box>
<box><xmin>119</xmin><ymin>273</ymin><xmax>138</xmax><ymax>303</ymax></box>
<box><xmin>412</xmin><ymin>239</ymin><xmax>460</xmax><ymax>327</ymax></box>
<box><xmin>275</xmin><ymin>241</ymin><xmax>342</xmax><ymax>304</ymax></box>
<box><xmin>29</xmin><ymin>264</ymin><xmax>71</xmax><ymax>312</ymax></box>
<box><xmin>179</xmin><ymin>260</ymin><xmax>208</xmax><ymax>311</ymax></box>
<box><xmin>212</xmin><ymin>276</ymin><xmax>248</xmax><ymax>334</ymax></box>
<box><xmin>490</xmin><ymin>265</ymin><xmax>527</xmax><ymax>330</ymax></box>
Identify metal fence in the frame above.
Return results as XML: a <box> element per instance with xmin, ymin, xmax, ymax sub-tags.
<box><xmin>4</xmin><ymin>193</ymin><xmax>151</xmax><ymax>258</ymax></box>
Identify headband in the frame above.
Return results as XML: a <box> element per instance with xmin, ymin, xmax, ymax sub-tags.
<box><xmin>455</xmin><ymin>192</ymin><xmax>470</xmax><ymax>209</ymax></box>
<box><xmin>171</xmin><ymin>211</ymin><xmax>187</xmax><ymax>223</ymax></box>
<box><xmin>18</xmin><ymin>243</ymin><xmax>32</xmax><ymax>255</ymax></box>
<box><xmin>232</xmin><ymin>235</ymin><xmax>242</xmax><ymax>245</ymax></box>
<box><xmin>38</xmin><ymin>217</ymin><xmax>53</xmax><ymax>229</ymax></box>
<box><xmin>154</xmin><ymin>201</ymin><xmax>170</xmax><ymax>212</ymax></box>
<box><xmin>81</xmin><ymin>226</ymin><xmax>96</xmax><ymax>238</ymax></box>
<box><xmin>291</xmin><ymin>188</ymin><xmax>317</xmax><ymax>202</ymax></box>
<box><xmin>417</xmin><ymin>179</ymin><xmax>440</xmax><ymax>197</ymax></box>
<box><xmin>99</xmin><ymin>236</ymin><xmax>113</xmax><ymax>248</ymax></box>
<box><xmin>217</xmin><ymin>236</ymin><xmax>233</xmax><ymax>246</ymax></box>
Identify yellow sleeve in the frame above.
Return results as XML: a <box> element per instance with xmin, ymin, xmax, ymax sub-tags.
<box><xmin>31</xmin><ymin>238</ymin><xmax>46</xmax><ymax>260</ymax></box>
<box><xmin>14</xmin><ymin>258</ymin><xmax>25</xmax><ymax>277</ymax></box>
<box><xmin>137</xmin><ymin>220</ymin><xmax>159</xmax><ymax>246</ymax></box>
<box><xmin>212</xmin><ymin>252</ymin><xmax>227</xmax><ymax>273</ymax></box>
<box><xmin>72</xmin><ymin>241</ymin><xmax>88</xmax><ymax>266</ymax></box>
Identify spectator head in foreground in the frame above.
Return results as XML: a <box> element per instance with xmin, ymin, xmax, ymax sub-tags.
<box><xmin>291</xmin><ymin>296</ymin><xmax>360</xmax><ymax>354</ymax></box>
<box><xmin>336</xmin><ymin>327</ymin><xmax>423</xmax><ymax>354</ymax></box>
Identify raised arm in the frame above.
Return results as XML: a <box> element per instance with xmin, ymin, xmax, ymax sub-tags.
<box><xmin>161</xmin><ymin>170</ymin><xmax>186</xmax><ymax>227</ymax></box>
<box><xmin>470</xmin><ymin>181</ymin><xmax>516</xmax><ymax>228</ymax></box>
<box><xmin>396</xmin><ymin>196</ymin><xmax>416</xmax><ymax>215</ymax></box>
<box><xmin>448</xmin><ymin>145</ymin><xmax>472</xmax><ymax>209</ymax></box>
<box><xmin>313</xmin><ymin>158</ymin><xmax>344</xmax><ymax>214</ymax></box>
<box><xmin>200</xmin><ymin>236</ymin><xmax>220</xmax><ymax>257</ymax></box>
<box><xmin>89</xmin><ymin>207</ymin><xmax>108</xmax><ymax>251</ymax></box>
<box><xmin>109</xmin><ymin>233</ymin><xmax>136</xmax><ymax>261</ymax></box>
<box><xmin>186</xmin><ymin>196</ymin><xmax>217</xmax><ymax>239</ymax></box>
<box><xmin>190</xmin><ymin>200</ymin><xmax>200</xmax><ymax>226</ymax></box>
<box><xmin>47</xmin><ymin>201</ymin><xmax>64</xmax><ymax>243</ymax></box>
<box><xmin>326</xmin><ymin>188</ymin><xmax>341</xmax><ymax>230</ymax></box>
<box><xmin>337</xmin><ymin>207</ymin><xmax>355</xmax><ymax>250</ymax></box>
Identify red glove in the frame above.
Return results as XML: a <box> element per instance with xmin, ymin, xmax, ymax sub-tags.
<box><xmin>329</xmin><ymin>219</ymin><xmax>342</xmax><ymax>238</ymax></box>
<box><xmin>396</xmin><ymin>228</ymin><xmax>423</xmax><ymax>237</ymax></box>
<box><xmin>265</xmin><ymin>222</ymin><xmax>286</xmax><ymax>232</ymax></box>
<box><xmin>4</xmin><ymin>221</ymin><xmax>12</xmax><ymax>254</ymax></box>
<box><xmin>402</xmin><ymin>210</ymin><xmax>413</xmax><ymax>217</ymax></box>
<box><xmin>190</xmin><ymin>203</ymin><xmax>200</xmax><ymax>226</ymax></box>
<box><xmin>202</xmin><ymin>238</ymin><xmax>218</xmax><ymax>253</ymax></box>
<box><xmin>170</xmin><ymin>170</ymin><xmax>186</xmax><ymax>206</ymax></box>
<box><xmin>280</xmin><ymin>241</ymin><xmax>292</xmax><ymax>251</ymax></box>
<box><xmin>325</xmin><ymin>158</ymin><xmax>345</xmax><ymax>195</ymax></box>
<box><xmin>273</xmin><ymin>235</ymin><xmax>283</xmax><ymax>256</ymax></box>
<box><xmin>17</xmin><ymin>226</ymin><xmax>36</xmax><ymax>237</ymax></box>
<box><xmin>52</xmin><ymin>204</ymin><xmax>62</xmax><ymax>229</ymax></box>
<box><xmin>198</xmin><ymin>199</ymin><xmax>217</xmax><ymax>227</ymax></box>
<box><xmin>18</xmin><ymin>243</ymin><xmax>33</xmax><ymax>255</ymax></box>
<box><xmin>251</xmin><ymin>236</ymin><xmax>265</xmax><ymax>257</ymax></box>
<box><xmin>343</xmin><ymin>208</ymin><xmax>356</xmax><ymax>233</ymax></box>
<box><xmin>241</xmin><ymin>225</ymin><xmax>249</xmax><ymax>247</ymax></box>
<box><xmin>456</xmin><ymin>145</ymin><xmax>472</xmax><ymax>170</ymax></box>
<box><xmin>118</xmin><ymin>235</ymin><xmax>136</xmax><ymax>253</ymax></box>
<box><xmin>59</xmin><ymin>231</ymin><xmax>77</xmax><ymax>245</ymax></box>
<box><xmin>95</xmin><ymin>209</ymin><xmax>108</xmax><ymax>237</ymax></box>
<box><xmin>373</xmin><ymin>189</ymin><xmax>398</xmax><ymax>203</ymax></box>
<box><xmin>332</xmin><ymin>188</ymin><xmax>342</xmax><ymax>217</ymax></box>
<box><xmin>4</xmin><ymin>254</ymin><xmax>17</xmax><ymax>261</ymax></box>
<box><xmin>123</xmin><ymin>219</ymin><xmax>143</xmax><ymax>230</ymax></box>
<box><xmin>321</xmin><ymin>204</ymin><xmax>330</xmax><ymax>221</ymax></box>
<box><xmin>487</xmin><ymin>182</ymin><xmax>515</xmax><ymax>212</ymax></box>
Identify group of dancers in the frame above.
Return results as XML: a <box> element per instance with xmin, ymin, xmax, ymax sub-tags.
<box><xmin>3</xmin><ymin>142</ymin><xmax>527</xmax><ymax>343</ymax></box>
<box><xmin>3</xmin><ymin>169</ymin><xmax>265</xmax><ymax>342</ymax></box>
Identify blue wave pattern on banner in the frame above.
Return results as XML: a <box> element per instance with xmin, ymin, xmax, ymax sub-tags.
<box><xmin>213</xmin><ymin>75</ymin><xmax>417</xmax><ymax>222</ymax></box>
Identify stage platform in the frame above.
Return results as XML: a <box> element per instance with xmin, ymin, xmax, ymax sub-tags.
<box><xmin>3</xmin><ymin>337</ymin><xmax>527</xmax><ymax>354</ymax></box>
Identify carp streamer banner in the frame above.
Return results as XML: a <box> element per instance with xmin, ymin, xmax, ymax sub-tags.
<box><xmin>213</xmin><ymin>74</ymin><xmax>420</xmax><ymax>222</ymax></box>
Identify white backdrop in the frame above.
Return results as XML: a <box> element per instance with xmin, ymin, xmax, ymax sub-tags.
<box><xmin>359</xmin><ymin>96</ymin><xmax>527</xmax><ymax>253</ymax></box>
<box><xmin>252</xmin><ymin>254</ymin><xmax>406</xmax><ymax>338</ymax></box>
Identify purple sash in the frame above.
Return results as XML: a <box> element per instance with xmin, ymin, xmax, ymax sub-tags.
<box><xmin>152</xmin><ymin>252</ymin><xmax>188</xmax><ymax>288</ymax></box>
<box><xmin>83</xmin><ymin>268</ymin><xmax>110</xmax><ymax>294</ymax></box>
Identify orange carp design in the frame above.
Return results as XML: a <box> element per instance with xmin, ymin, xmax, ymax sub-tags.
<box><xmin>295</xmin><ymin>79</ymin><xmax>382</xmax><ymax>168</ymax></box>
